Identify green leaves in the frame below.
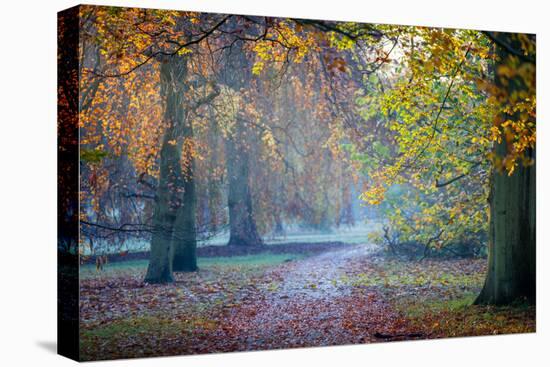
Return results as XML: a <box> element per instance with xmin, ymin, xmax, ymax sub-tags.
<box><xmin>372</xmin><ymin>141</ymin><xmax>390</xmax><ymax>159</ymax></box>
<box><xmin>351</xmin><ymin>28</ymin><xmax>494</xmax><ymax>252</ymax></box>
<box><xmin>80</xmin><ymin>148</ymin><xmax>108</xmax><ymax>164</ymax></box>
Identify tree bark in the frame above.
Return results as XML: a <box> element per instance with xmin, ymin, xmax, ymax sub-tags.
<box><xmin>145</xmin><ymin>56</ymin><xmax>190</xmax><ymax>283</ymax></box>
<box><xmin>225</xmin><ymin>124</ymin><xmax>264</xmax><ymax>246</ymax></box>
<box><xmin>144</xmin><ymin>127</ymin><xmax>179</xmax><ymax>283</ymax></box>
<box><xmin>475</xmin><ymin>144</ymin><xmax>536</xmax><ymax>305</ymax></box>
<box><xmin>222</xmin><ymin>40</ymin><xmax>263</xmax><ymax>247</ymax></box>
<box><xmin>172</xmin><ymin>121</ymin><xmax>198</xmax><ymax>271</ymax></box>
<box><xmin>475</xmin><ymin>33</ymin><xmax>536</xmax><ymax>305</ymax></box>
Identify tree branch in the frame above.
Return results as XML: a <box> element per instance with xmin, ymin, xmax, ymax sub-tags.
<box><xmin>483</xmin><ymin>31</ymin><xmax>535</xmax><ymax>64</ymax></box>
<box><xmin>81</xmin><ymin>220</ymin><xmax>153</xmax><ymax>233</ymax></box>
<box><xmin>91</xmin><ymin>15</ymin><xmax>232</xmax><ymax>78</ymax></box>
<box><xmin>435</xmin><ymin>162</ymin><xmax>481</xmax><ymax>188</ymax></box>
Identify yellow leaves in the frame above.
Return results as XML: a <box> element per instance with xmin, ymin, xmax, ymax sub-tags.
<box><xmin>252</xmin><ymin>61</ymin><xmax>265</xmax><ymax>76</ymax></box>
<box><xmin>489</xmin><ymin>97</ymin><xmax>536</xmax><ymax>176</ymax></box>
<box><xmin>355</xmin><ymin>30</ymin><xmax>497</xmax><ymax>250</ymax></box>
<box><xmin>489</xmin><ymin>126</ymin><xmax>501</xmax><ymax>142</ymax></box>
<box><xmin>517</xmin><ymin>33</ymin><xmax>536</xmax><ymax>57</ymax></box>
<box><xmin>252</xmin><ymin>40</ymin><xmax>273</xmax><ymax>62</ymax></box>
<box><xmin>490</xmin><ymin>40</ymin><xmax>535</xmax><ymax>176</ymax></box>
<box><xmin>261</xmin><ymin>129</ymin><xmax>277</xmax><ymax>149</ymax></box>
<box><xmin>504</xmin><ymin>157</ymin><xmax>518</xmax><ymax>176</ymax></box>
<box><xmin>167</xmin><ymin>139</ymin><xmax>177</xmax><ymax>146</ymax></box>
<box><xmin>360</xmin><ymin>185</ymin><xmax>387</xmax><ymax>206</ymax></box>
<box><xmin>330</xmin><ymin>32</ymin><xmax>355</xmax><ymax>51</ymax></box>
<box><xmin>250</xmin><ymin>20</ymin><xmax>318</xmax><ymax>75</ymax></box>
<box><xmin>176</xmin><ymin>47</ymin><xmax>193</xmax><ymax>56</ymax></box>
<box><xmin>471</xmin><ymin>136</ymin><xmax>489</xmax><ymax>145</ymax></box>
<box><xmin>80</xmin><ymin>55</ymin><xmax>163</xmax><ymax>177</ymax></box>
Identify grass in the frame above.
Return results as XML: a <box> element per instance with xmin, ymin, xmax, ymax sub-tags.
<box><xmin>340</xmin><ymin>272</ymin><xmax>485</xmax><ymax>288</ymax></box>
<box><xmin>395</xmin><ymin>293</ymin><xmax>535</xmax><ymax>338</ymax></box>
<box><xmin>342</xmin><ymin>257</ymin><xmax>535</xmax><ymax>338</ymax></box>
<box><xmin>80</xmin><ymin>315</ymin><xmax>213</xmax><ymax>360</ymax></box>
<box><xmin>199</xmin><ymin>253</ymin><xmax>305</xmax><ymax>267</ymax></box>
<box><xmin>78</xmin><ymin>247</ymin><xmax>535</xmax><ymax>360</ymax></box>
<box><xmin>80</xmin><ymin>253</ymin><xmax>305</xmax><ymax>279</ymax></box>
<box><xmin>81</xmin><ymin>315</ymin><xmax>215</xmax><ymax>339</ymax></box>
<box><xmin>397</xmin><ymin>293</ymin><xmax>478</xmax><ymax>318</ymax></box>
<box><xmin>81</xmin><ymin>224</ymin><xmax>380</xmax><ymax>256</ymax></box>
<box><xmin>336</xmin><ymin>259</ymin><xmax>486</xmax><ymax>289</ymax></box>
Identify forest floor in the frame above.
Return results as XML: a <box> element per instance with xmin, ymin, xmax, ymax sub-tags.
<box><xmin>79</xmin><ymin>243</ymin><xmax>535</xmax><ymax>361</ymax></box>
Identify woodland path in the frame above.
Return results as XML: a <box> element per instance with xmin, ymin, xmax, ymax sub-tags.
<box><xmin>216</xmin><ymin>243</ymin><xmax>421</xmax><ymax>352</ymax></box>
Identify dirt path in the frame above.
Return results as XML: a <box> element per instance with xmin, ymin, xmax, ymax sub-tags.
<box><xmin>217</xmin><ymin>244</ymin><xmax>420</xmax><ymax>351</ymax></box>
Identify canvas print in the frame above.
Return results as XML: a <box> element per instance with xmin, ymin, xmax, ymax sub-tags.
<box><xmin>57</xmin><ymin>4</ymin><xmax>536</xmax><ymax>361</ymax></box>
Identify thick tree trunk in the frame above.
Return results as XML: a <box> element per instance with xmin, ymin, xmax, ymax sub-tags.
<box><xmin>475</xmin><ymin>33</ymin><xmax>536</xmax><ymax>305</ymax></box>
<box><xmin>221</xmin><ymin>40</ymin><xmax>263</xmax><ymax>247</ymax></box>
<box><xmin>145</xmin><ymin>56</ymin><xmax>191</xmax><ymax>283</ymax></box>
<box><xmin>475</xmin><ymin>144</ymin><xmax>536</xmax><ymax>305</ymax></box>
<box><xmin>225</xmin><ymin>128</ymin><xmax>264</xmax><ymax>246</ymax></box>
<box><xmin>144</xmin><ymin>130</ymin><xmax>179</xmax><ymax>283</ymax></box>
<box><xmin>172</xmin><ymin>122</ymin><xmax>198</xmax><ymax>272</ymax></box>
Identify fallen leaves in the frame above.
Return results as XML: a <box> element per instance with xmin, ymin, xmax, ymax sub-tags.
<box><xmin>79</xmin><ymin>243</ymin><xmax>535</xmax><ymax>361</ymax></box>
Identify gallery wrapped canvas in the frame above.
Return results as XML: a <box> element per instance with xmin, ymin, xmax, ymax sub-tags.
<box><xmin>58</xmin><ymin>4</ymin><xmax>536</xmax><ymax>361</ymax></box>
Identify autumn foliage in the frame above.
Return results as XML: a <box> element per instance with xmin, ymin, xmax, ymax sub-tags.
<box><xmin>58</xmin><ymin>4</ymin><xmax>536</xmax><ymax>361</ymax></box>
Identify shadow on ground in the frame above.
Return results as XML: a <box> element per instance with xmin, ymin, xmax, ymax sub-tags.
<box><xmin>36</xmin><ymin>340</ymin><xmax>57</xmax><ymax>354</ymax></box>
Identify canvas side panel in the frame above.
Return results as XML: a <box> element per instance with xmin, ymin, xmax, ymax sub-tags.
<box><xmin>57</xmin><ymin>5</ymin><xmax>80</xmax><ymax>362</ymax></box>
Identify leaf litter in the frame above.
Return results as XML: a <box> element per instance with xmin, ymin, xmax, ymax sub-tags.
<box><xmin>79</xmin><ymin>243</ymin><xmax>534</xmax><ymax>360</ymax></box>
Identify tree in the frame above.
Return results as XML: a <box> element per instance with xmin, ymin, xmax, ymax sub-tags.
<box><xmin>349</xmin><ymin>28</ymin><xmax>535</xmax><ymax>304</ymax></box>
<box><xmin>171</xmin><ymin>117</ymin><xmax>199</xmax><ymax>272</ymax></box>
<box><xmin>78</xmin><ymin>7</ymin><xmax>227</xmax><ymax>282</ymax></box>
<box><xmin>221</xmin><ymin>42</ymin><xmax>264</xmax><ymax>247</ymax></box>
<box><xmin>144</xmin><ymin>55</ymin><xmax>189</xmax><ymax>283</ymax></box>
<box><xmin>75</xmin><ymin>7</ymin><xmax>536</xmax><ymax>299</ymax></box>
<box><xmin>145</xmin><ymin>54</ymin><xmax>220</xmax><ymax>280</ymax></box>
<box><xmin>475</xmin><ymin>32</ymin><xmax>536</xmax><ymax>305</ymax></box>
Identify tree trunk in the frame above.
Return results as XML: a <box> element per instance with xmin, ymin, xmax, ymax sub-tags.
<box><xmin>172</xmin><ymin>121</ymin><xmax>198</xmax><ymax>272</ymax></box>
<box><xmin>144</xmin><ymin>130</ymin><xmax>179</xmax><ymax>283</ymax></box>
<box><xmin>221</xmin><ymin>40</ymin><xmax>263</xmax><ymax>247</ymax></box>
<box><xmin>475</xmin><ymin>144</ymin><xmax>536</xmax><ymax>305</ymax></box>
<box><xmin>273</xmin><ymin>213</ymin><xmax>285</xmax><ymax>236</ymax></box>
<box><xmin>225</xmin><ymin>126</ymin><xmax>264</xmax><ymax>246</ymax></box>
<box><xmin>475</xmin><ymin>33</ymin><xmax>536</xmax><ymax>305</ymax></box>
<box><xmin>144</xmin><ymin>56</ymin><xmax>190</xmax><ymax>283</ymax></box>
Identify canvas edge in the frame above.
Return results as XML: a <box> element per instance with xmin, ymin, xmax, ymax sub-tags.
<box><xmin>57</xmin><ymin>4</ymin><xmax>81</xmax><ymax>362</ymax></box>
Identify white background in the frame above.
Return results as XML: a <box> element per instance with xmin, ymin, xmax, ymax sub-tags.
<box><xmin>1</xmin><ymin>0</ymin><xmax>548</xmax><ymax>365</ymax></box>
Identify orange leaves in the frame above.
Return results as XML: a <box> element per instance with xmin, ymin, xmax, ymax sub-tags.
<box><xmin>360</xmin><ymin>185</ymin><xmax>386</xmax><ymax>206</ymax></box>
<box><xmin>325</xmin><ymin>56</ymin><xmax>348</xmax><ymax>74</ymax></box>
<box><xmin>251</xmin><ymin>20</ymin><xmax>319</xmax><ymax>75</ymax></box>
<box><xmin>80</xmin><ymin>53</ymin><xmax>163</xmax><ymax>179</ymax></box>
<box><xmin>87</xmin><ymin>166</ymin><xmax>110</xmax><ymax>213</ymax></box>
